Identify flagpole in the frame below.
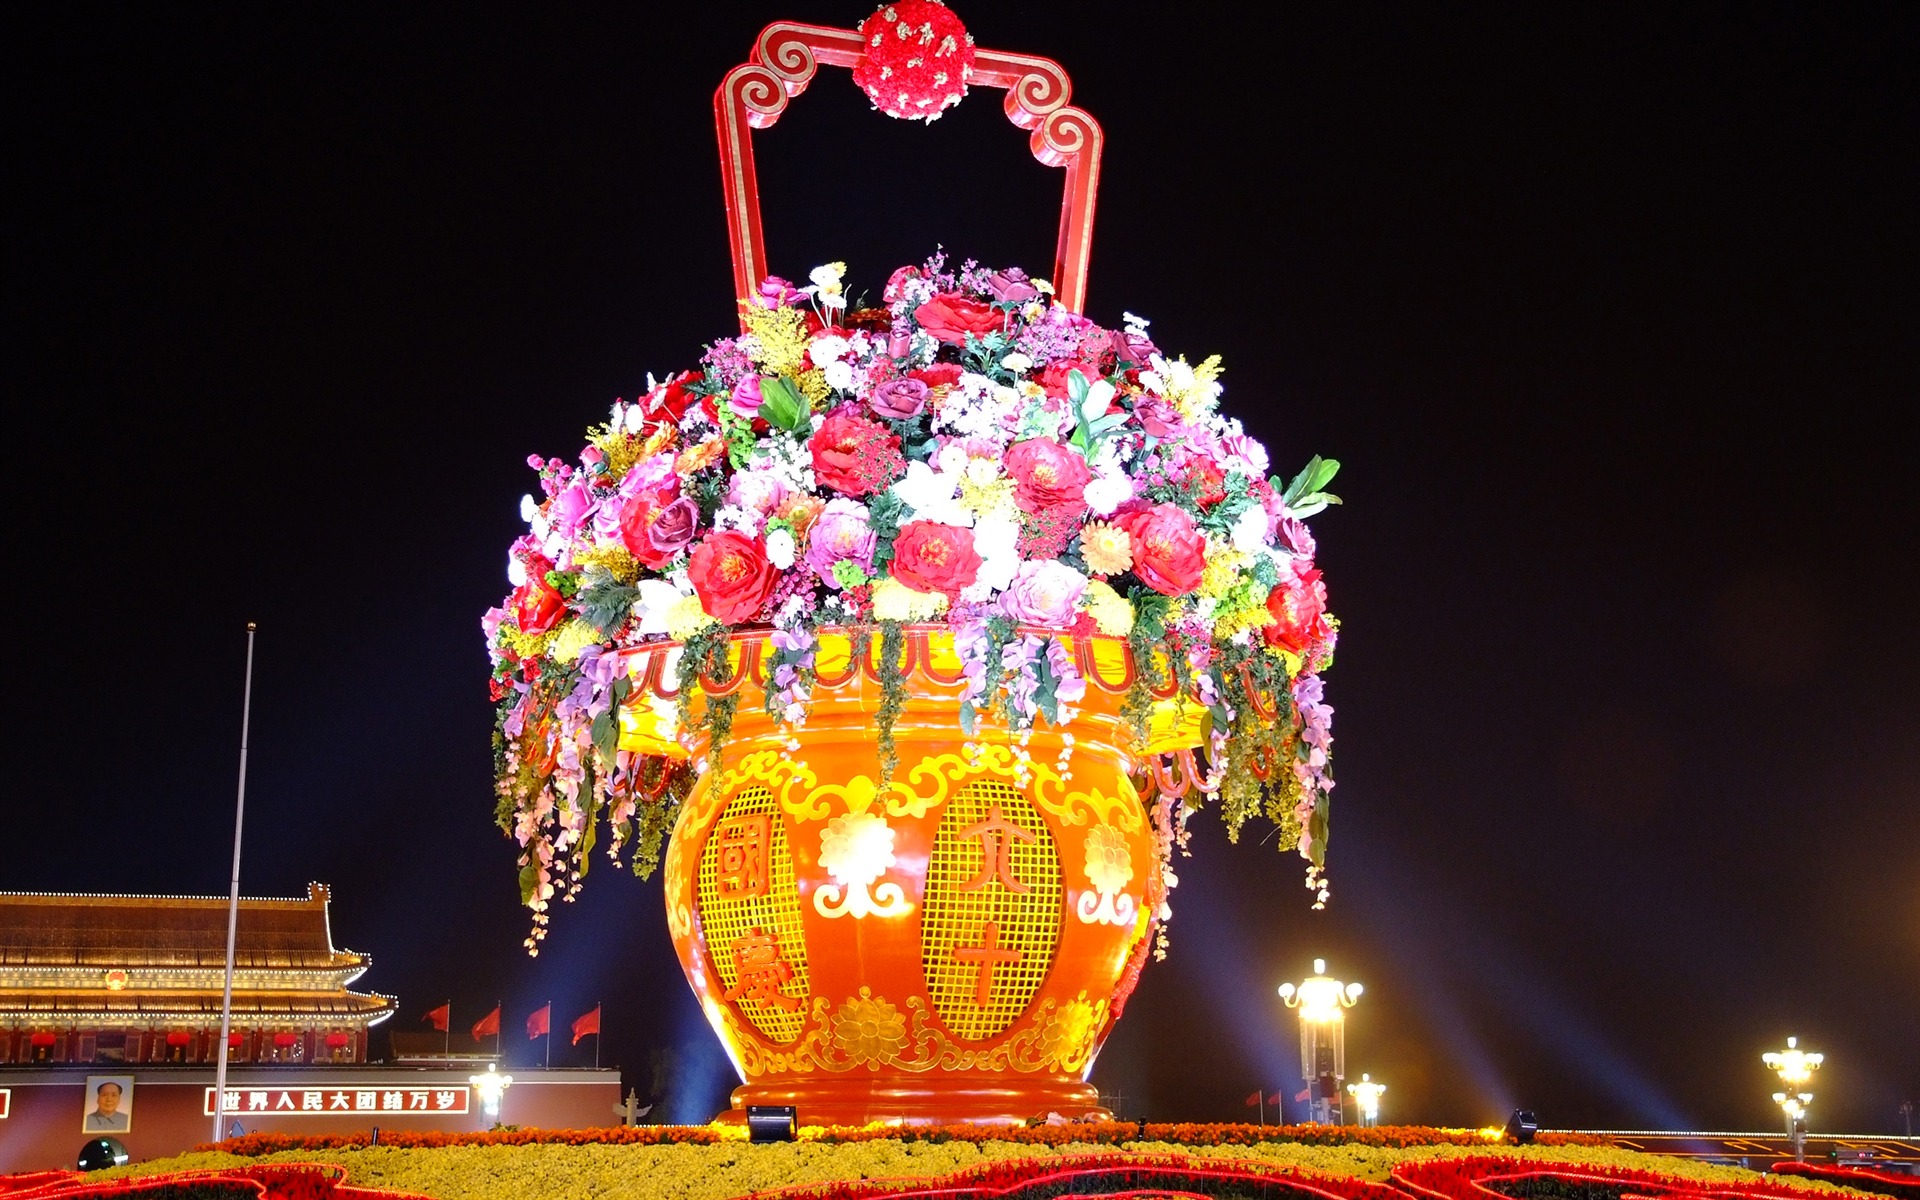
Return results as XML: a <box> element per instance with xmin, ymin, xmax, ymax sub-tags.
<box><xmin>443</xmin><ymin>999</ymin><xmax>451</xmax><ymax>1059</ymax></box>
<box><xmin>211</xmin><ymin>622</ymin><xmax>258</xmax><ymax>1146</ymax></box>
<box><xmin>545</xmin><ymin>1000</ymin><xmax>551</xmax><ymax>1069</ymax></box>
<box><xmin>594</xmin><ymin>1001</ymin><xmax>601</xmax><ymax>1069</ymax></box>
<box><xmin>496</xmin><ymin>1000</ymin><xmax>502</xmax><ymax>1061</ymax></box>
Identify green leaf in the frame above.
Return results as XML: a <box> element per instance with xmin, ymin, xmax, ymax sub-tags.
<box><xmin>756</xmin><ymin>376</ymin><xmax>810</xmax><ymax>433</ymax></box>
<box><xmin>1283</xmin><ymin>456</ymin><xmax>1341</xmax><ymax>505</ymax></box>
<box><xmin>517</xmin><ymin>862</ymin><xmax>538</xmax><ymax>905</ymax></box>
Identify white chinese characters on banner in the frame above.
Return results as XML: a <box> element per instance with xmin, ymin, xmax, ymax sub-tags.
<box><xmin>202</xmin><ymin>1087</ymin><xmax>468</xmax><ymax>1116</ymax></box>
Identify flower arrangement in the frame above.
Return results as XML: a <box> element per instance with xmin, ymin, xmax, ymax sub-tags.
<box><xmin>484</xmin><ymin>254</ymin><xmax>1343</xmax><ymax>948</ymax></box>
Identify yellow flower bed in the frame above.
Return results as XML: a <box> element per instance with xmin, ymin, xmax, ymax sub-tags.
<box><xmin>97</xmin><ymin>1138</ymin><xmax>1866</xmax><ymax>1200</ymax></box>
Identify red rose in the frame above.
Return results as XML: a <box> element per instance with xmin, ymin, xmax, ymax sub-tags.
<box><xmin>909</xmin><ymin>363</ymin><xmax>964</xmax><ymax>390</ymax></box>
<box><xmin>1036</xmin><ymin>361</ymin><xmax>1104</xmax><ymax>402</ymax></box>
<box><xmin>810</xmin><ymin>410</ymin><xmax>904</xmax><ymax>497</ymax></box>
<box><xmin>1264</xmin><ymin>565</ymin><xmax>1331</xmax><ymax>653</ymax></box>
<box><xmin>913</xmin><ymin>293</ymin><xmax>1004</xmax><ymax>345</ymax></box>
<box><xmin>639</xmin><ymin>370</ymin><xmax>703</xmax><ymax>427</ymax></box>
<box><xmin>1003</xmin><ymin>439</ymin><xmax>1093</xmax><ymax>514</ymax></box>
<box><xmin>1114</xmin><ymin>503</ymin><xmax>1207</xmax><ymax>596</ymax></box>
<box><xmin>888</xmin><ymin>521</ymin><xmax>982</xmax><ymax>596</ymax></box>
<box><xmin>511</xmin><ymin>554</ymin><xmax>568</xmax><ymax>635</ymax></box>
<box><xmin>1185</xmin><ymin>459</ymin><xmax>1227</xmax><ymax>509</ymax></box>
<box><xmin>687</xmin><ymin>531</ymin><xmax>778</xmax><ymax>626</ymax></box>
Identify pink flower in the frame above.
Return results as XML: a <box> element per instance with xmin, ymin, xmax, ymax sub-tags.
<box><xmin>727</xmin><ymin>469</ymin><xmax>790</xmax><ymax>516</ymax></box>
<box><xmin>729</xmin><ymin>374</ymin><xmax>765</xmax><ymax>419</ymax></box>
<box><xmin>999</xmin><ymin>560</ymin><xmax>1088</xmax><ymax>626</ymax></box>
<box><xmin>804</xmin><ymin>499</ymin><xmax>877</xmax><ymax>586</ymax></box>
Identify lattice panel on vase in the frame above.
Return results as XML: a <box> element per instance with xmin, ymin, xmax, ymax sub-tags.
<box><xmin>921</xmin><ymin>777</ymin><xmax>1062</xmax><ymax>1041</ymax></box>
<box><xmin>696</xmin><ymin>786</ymin><xmax>810</xmax><ymax>1043</ymax></box>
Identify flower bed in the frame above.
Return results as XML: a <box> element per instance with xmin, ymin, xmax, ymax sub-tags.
<box><xmin>190</xmin><ymin>1126</ymin><xmax>1604</xmax><ymax>1157</ymax></box>
<box><xmin>0</xmin><ymin>1164</ymin><xmax>427</xmax><ymax>1200</ymax></box>
<box><xmin>749</xmin><ymin>1152</ymin><xmax>1399</xmax><ymax>1200</ymax></box>
<box><xmin>1390</xmin><ymin>1157</ymin><xmax>1857</xmax><ymax>1200</ymax></box>
<box><xmin>1768</xmin><ymin>1165</ymin><xmax>1919</xmax><ymax>1200</ymax></box>
<box><xmin>49</xmin><ymin>1144</ymin><xmax>1889</xmax><ymax>1200</ymax></box>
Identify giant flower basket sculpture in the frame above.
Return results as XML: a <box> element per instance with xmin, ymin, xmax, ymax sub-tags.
<box><xmin>484</xmin><ymin>8</ymin><xmax>1344</xmax><ymax>1125</ymax></box>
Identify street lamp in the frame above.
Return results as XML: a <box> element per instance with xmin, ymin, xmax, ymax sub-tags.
<box><xmin>1278</xmin><ymin>958</ymin><xmax>1363</xmax><ymax>1125</ymax></box>
<box><xmin>1762</xmin><ymin>1036</ymin><xmax>1822</xmax><ymax>1161</ymax></box>
<box><xmin>470</xmin><ymin>1062</ymin><xmax>514</xmax><ymax>1120</ymax></box>
<box><xmin>1348</xmin><ymin>1073</ymin><xmax>1385</xmax><ymax>1127</ymax></box>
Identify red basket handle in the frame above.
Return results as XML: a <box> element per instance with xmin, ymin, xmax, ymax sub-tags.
<box><xmin>715</xmin><ymin>20</ymin><xmax>1103</xmax><ymax>329</ymax></box>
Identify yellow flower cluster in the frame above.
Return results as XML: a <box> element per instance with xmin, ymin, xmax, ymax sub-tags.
<box><xmin>1157</xmin><ymin>353</ymin><xmax>1225</xmax><ymax>420</ymax></box>
<box><xmin>548</xmin><ymin>619</ymin><xmax>602</xmax><ymax>664</ymax></box>
<box><xmin>573</xmin><ymin>543</ymin><xmax>640</xmax><ymax>584</ymax></box>
<box><xmin>740</xmin><ymin>305</ymin><xmax>830</xmax><ymax>407</ymax></box>
<box><xmin>664</xmin><ymin>594</ymin><xmax>718</xmax><ymax>640</ymax></box>
<box><xmin>958</xmin><ymin>471</ymin><xmax>1018</xmax><ymax>521</ymax></box>
<box><xmin>1082</xmin><ymin>579</ymin><xmax>1135</xmax><ymax>635</ymax></box>
<box><xmin>495</xmin><ymin>623</ymin><xmax>553</xmax><ymax>660</ymax></box>
<box><xmin>873</xmin><ymin>578</ymin><xmax>948</xmax><ymax>621</ymax></box>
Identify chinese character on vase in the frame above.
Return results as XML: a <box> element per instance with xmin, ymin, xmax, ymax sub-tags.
<box><xmin>722</xmin><ymin>927</ymin><xmax>803</xmax><ymax>1011</ymax></box>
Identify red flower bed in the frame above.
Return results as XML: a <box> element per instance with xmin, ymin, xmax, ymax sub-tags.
<box><xmin>749</xmin><ymin>1152</ymin><xmax>1401</xmax><ymax>1200</ymax></box>
<box><xmin>1769</xmin><ymin>1163</ymin><xmax>1920</xmax><ymax>1200</ymax></box>
<box><xmin>1391</xmin><ymin>1157</ymin><xmax>1828</xmax><ymax>1200</ymax></box>
<box><xmin>0</xmin><ymin>1164</ymin><xmax>428</xmax><ymax>1200</ymax></box>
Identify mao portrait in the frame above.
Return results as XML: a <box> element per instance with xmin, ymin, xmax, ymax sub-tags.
<box><xmin>83</xmin><ymin>1075</ymin><xmax>135</xmax><ymax>1133</ymax></box>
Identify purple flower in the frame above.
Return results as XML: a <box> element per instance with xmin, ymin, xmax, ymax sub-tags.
<box><xmin>647</xmin><ymin>497</ymin><xmax>699</xmax><ymax>556</ymax></box>
<box><xmin>756</xmin><ymin>276</ymin><xmax>805</xmax><ymax>307</ymax></box>
<box><xmin>803</xmin><ymin>498</ymin><xmax>877</xmax><ymax>587</ymax></box>
<box><xmin>987</xmin><ymin>267</ymin><xmax>1039</xmax><ymax>303</ymax></box>
<box><xmin>999</xmin><ymin>560</ymin><xmax>1088</xmax><ymax>627</ymax></box>
<box><xmin>870</xmin><ymin>378</ymin><xmax>930</xmax><ymax>420</ymax></box>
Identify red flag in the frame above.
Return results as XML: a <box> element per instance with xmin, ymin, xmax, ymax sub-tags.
<box><xmin>471</xmin><ymin>1005</ymin><xmax>501</xmax><ymax>1041</ymax></box>
<box><xmin>526</xmin><ymin>1003</ymin><xmax>551</xmax><ymax>1040</ymax></box>
<box><xmin>1244</xmin><ymin>1090</ymin><xmax>1262</xmax><ymax>1107</ymax></box>
<box><xmin>421</xmin><ymin>1003</ymin><xmax>449</xmax><ymax>1032</ymax></box>
<box><xmin>571</xmin><ymin>1004</ymin><xmax>602</xmax><ymax>1045</ymax></box>
<box><xmin>1294</xmin><ymin>1088</ymin><xmax>1312</xmax><ymax>1103</ymax></box>
<box><xmin>1268</xmin><ymin>1092</ymin><xmax>1284</xmax><ymax>1107</ymax></box>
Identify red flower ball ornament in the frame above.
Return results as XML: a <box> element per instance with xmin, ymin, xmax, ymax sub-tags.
<box><xmin>852</xmin><ymin>0</ymin><xmax>976</xmax><ymax>122</ymax></box>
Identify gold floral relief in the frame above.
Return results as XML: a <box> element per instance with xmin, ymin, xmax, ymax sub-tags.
<box><xmin>716</xmin><ymin>987</ymin><xmax>1109</xmax><ymax>1078</ymax></box>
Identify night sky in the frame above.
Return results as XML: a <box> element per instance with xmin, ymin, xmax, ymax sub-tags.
<box><xmin>7</xmin><ymin>3</ymin><xmax>1916</xmax><ymax>1132</ymax></box>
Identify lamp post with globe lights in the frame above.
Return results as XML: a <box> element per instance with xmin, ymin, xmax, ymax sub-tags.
<box><xmin>1762</xmin><ymin>1036</ymin><xmax>1822</xmax><ymax>1161</ymax></box>
<box><xmin>1347</xmin><ymin>1074</ymin><xmax>1386</xmax><ymax>1127</ymax></box>
<box><xmin>1277</xmin><ymin>959</ymin><xmax>1363</xmax><ymax>1125</ymax></box>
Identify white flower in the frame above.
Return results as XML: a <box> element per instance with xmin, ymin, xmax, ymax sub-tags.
<box><xmin>1083</xmin><ymin>472</ymin><xmax>1132</xmax><ymax>517</ymax></box>
<box><xmin>519</xmin><ymin>494</ymin><xmax>539</xmax><ymax>523</ymax></box>
<box><xmin>1121</xmin><ymin>311</ymin><xmax>1150</xmax><ymax>335</ymax></box>
<box><xmin>1231</xmin><ymin>506</ymin><xmax>1271</xmax><ymax>553</ymax></box>
<box><xmin>964</xmin><ymin>455</ymin><xmax>1000</xmax><ymax>486</ymax></box>
<box><xmin>808</xmin><ymin>263</ymin><xmax>846</xmax><ymax>291</ymax></box>
<box><xmin>631</xmin><ymin>579</ymin><xmax>686</xmax><ymax>636</ymax></box>
<box><xmin>506</xmin><ymin>553</ymin><xmax>527</xmax><ymax>587</ymax></box>
<box><xmin>1000</xmin><ymin>351</ymin><xmax>1033</xmax><ymax>374</ymax></box>
<box><xmin>934</xmin><ymin>441</ymin><xmax>969</xmax><ymax>476</ymax></box>
<box><xmin>623</xmin><ymin>404</ymin><xmax>648</xmax><ymax>434</ymax></box>
<box><xmin>891</xmin><ymin>460</ymin><xmax>971</xmax><ymax>526</ymax></box>
<box><xmin>962</xmin><ymin>513</ymin><xmax>1021</xmax><ymax>601</ymax></box>
<box><xmin>823</xmin><ymin>359</ymin><xmax>855</xmax><ymax>391</ymax></box>
<box><xmin>810</xmin><ymin>333</ymin><xmax>850</xmax><ymax>363</ymax></box>
<box><xmin>820</xmin><ymin>292</ymin><xmax>847</xmax><ymax>311</ymax></box>
<box><xmin>765</xmin><ymin>527</ymin><xmax>797</xmax><ymax>569</ymax></box>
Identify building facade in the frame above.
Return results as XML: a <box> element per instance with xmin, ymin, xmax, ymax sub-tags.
<box><xmin>0</xmin><ymin>883</ymin><xmax>395</xmax><ymax>1067</ymax></box>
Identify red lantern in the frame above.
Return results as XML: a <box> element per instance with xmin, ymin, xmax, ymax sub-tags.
<box><xmin>30</xmin><ymin>1032</ymin><xmax>56</xmax><ymax>1046</ymax></box>
<box><xmin>272</xmin><ymin>1032</ymin><xmax>298</xmax><ymax>1047</ymax></box>
<box><xmin>228</xmin><ymin>1032</ymin><xmax>244</xmax><ymax>1047</ymax></box>
<box><xmin>324</xmin><ymin>1032</ymin><xmax>350</xmax><ymax>1048</ymax></box>
<box><xmin>851</xmin><ymin>0</ymin><xmax>975</xmax><ymax>122</ymax></box>
<box><xmin>166</xmin><ymin>1031</ymin><xmax>192</xmax><ymax>1046</ymax></box>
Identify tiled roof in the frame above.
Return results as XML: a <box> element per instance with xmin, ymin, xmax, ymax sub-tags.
<box><xmin>0</xmin><ymin>883</ymin><xmax>365</xmax><ymax>971</ymax></box>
